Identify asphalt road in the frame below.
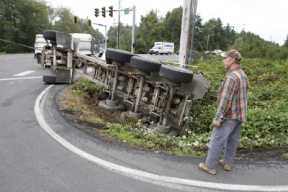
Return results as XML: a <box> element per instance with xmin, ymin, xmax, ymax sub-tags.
<box><xmin>1</xmin><ymin>54</ymin><xmax>288</xmax><ymax>192</ymax></box>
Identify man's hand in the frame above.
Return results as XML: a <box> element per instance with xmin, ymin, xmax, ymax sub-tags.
<box><xmin>211</xmin><ymin>118</ymin><xmax>222</xmax><ymax>128</ymax></box>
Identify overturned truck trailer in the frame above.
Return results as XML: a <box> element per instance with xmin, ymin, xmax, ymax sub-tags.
<box><xmin>40</xmin><ymin>30</ymin><xmax>211</xmax><ymax>136</ymax></box>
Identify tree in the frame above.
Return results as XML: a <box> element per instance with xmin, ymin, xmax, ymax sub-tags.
<box><xmin>52</xmin><ymin>7</ymin><xmax>80</xmax><ymax>33</ymax></box>
<box><xmin>0</xmin><ymin>0</ymin><xmax>50</xmax><ymax>53</ymax></box>
<box><xmin>162</xmin><ymin>7</ymin><xmax>182</xmax><ymax>50</ymax></box>
<box><xmin>284</xmin><ymin>34</ymin><xmax>288</xmax><ymax>47</ymax></box>
<box><xmin>136</xmin><ymin>10</ymin><xmax>163</xmax><ymax>53</ymax></box>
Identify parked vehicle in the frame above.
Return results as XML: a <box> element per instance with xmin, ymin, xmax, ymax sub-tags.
<box><xmin>34</xmin><ymin>34</ymin><xmax>50</xmax><ymax>64</ymax></box>
<box><xmin>176</xmin><ymin>50</ymin><xmax>198</xmax><ymax>55</ymax></box>
<box><xmin>149</xmin><ymin>42</ymin><xmax>174</xmax><ymax>55</ymax></box>
<box><xmin>211</xmin><ymin>49</ymin><xmax>222</xmax><ymax>55</ymax></box>
<box><xmin>71</xmin><ymin>33</ymin><xmax>95</xmax><ymax>68</ymax></box>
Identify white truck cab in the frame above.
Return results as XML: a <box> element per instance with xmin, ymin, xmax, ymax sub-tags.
<box><xmin>34</xmin><ymin>32</ymin><xmax>96</xmax><ymax>68</ymax></box>
<box><xmin>34</xmin><ymin>34</ymin><xmax>50</xmax><ymax>64</ymax></box>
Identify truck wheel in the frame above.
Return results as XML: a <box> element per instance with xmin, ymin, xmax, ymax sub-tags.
<box><xmin>155</xmin><ymin>52</ymin><xmax>159</xmax><ymax>55</ymax></box>
<box><xmin>159</xmin><ymin>65</ymin><xmax>194</xmax><ymax>83</ymax></box>
<box><xmin>43</xmin><ymin>75</ymin><xmax>56</xmax><ymax>84</ymax></box>
<box><xmin>43</xmin><ymin>30</ymin><xmax>57</xmax><ymax>43</ymax></box>
<box><xmin>105</xmin><ymin>48</ymin><xmax>135</xmax><ymax>63</ymax></box>
<box><xmin>130</xmin><ymin>56</ymin><xmax>161</xmax><ymax>72</ymax></box>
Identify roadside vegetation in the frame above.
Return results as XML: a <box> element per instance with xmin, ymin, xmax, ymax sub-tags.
<box><xmin>63</xmin><ymin>56</ymin><xmax>288</xmax><ymax>158</ymax></box>
<box><xmin>189</xmin><ymin>57</ymin><xmax>288</xmax><ymax>150</ymax></box>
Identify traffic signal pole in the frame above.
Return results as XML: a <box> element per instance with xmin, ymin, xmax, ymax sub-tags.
<box><xmin>92</xmin><ymin>23</ymin><xmax>107</xmax><ymax>50</ymax></box>
<box><xmin>93</xmin><ymin>5</ymin><xmax>136</xmax><ymax>53</ymax></box>
<box><xmin>114</xmin><ymin>6</ymin><xmax>136</xmax><ymax>53</ymax></box>
<box><xmin>131</xmin><ymin>6</ymin><xmax>135</xmax><ymax>54</ymax></box>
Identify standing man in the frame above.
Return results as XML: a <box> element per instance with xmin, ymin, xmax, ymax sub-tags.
<box><xmin>199</xmin><ymin>50</ymin><xmax>249</xmax><ymax>175</ymax></box>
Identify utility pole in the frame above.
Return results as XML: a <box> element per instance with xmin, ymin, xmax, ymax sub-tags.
<box><xmin>179</xmin><ymin>0</ymin><xmax>193</xmax><ymax>68</ymax></box>
<box><xmin>188</xmin><ymin>0</ymin><xmax>197</xmax><ymax>64</ymax></box>
<box><xmin>117</xmin><ymin>0</ymin><xmax>120</xmax><ymax>48</ymax></box>
<box><xmin>178</xmin><ymin>0</ymin><xmax>198</xmax><ymax>68</ymax></box>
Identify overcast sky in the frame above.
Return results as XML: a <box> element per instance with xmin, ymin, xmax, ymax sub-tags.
<box><xmin>46</xmin><ymin>0</ymin><xmax>288</xmax><ymax>45</ymax></box>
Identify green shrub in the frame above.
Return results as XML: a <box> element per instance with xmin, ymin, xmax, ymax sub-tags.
<box><xmin>72</xmin><ymin>78</ymin><xmax>102</xmax><ymax>97</ymax></box>
<box><xmin>189</xmin><ymin>57</ymin><xmax>288</xmax><ymax>148</ymax></box>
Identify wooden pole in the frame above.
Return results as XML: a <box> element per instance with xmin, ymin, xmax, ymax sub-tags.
<box><xmin>179</xmin><ymin>0</ymin><xmax>193</xmax><ymax>68</ymax></box>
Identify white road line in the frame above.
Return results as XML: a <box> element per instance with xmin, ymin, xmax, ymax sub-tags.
<box><xmin>0</xmin><ymin>76</ymin><xmax>42</xmax><ymax>81</ymax></box>
<box><xmin>13</xmin><ymin>71</ymin><xmax>35</xmax><ymax>76</ymax></box>
<box><xmin>34</xmin><ymin>85</ymin><xmax>288</xmax><ymax>192</ymax></box>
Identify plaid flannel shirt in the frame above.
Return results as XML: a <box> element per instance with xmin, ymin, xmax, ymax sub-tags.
<box><xmin>215</xmin><ymin>67</ymin><xmax>249</xmax><ymax>122</ymax></box>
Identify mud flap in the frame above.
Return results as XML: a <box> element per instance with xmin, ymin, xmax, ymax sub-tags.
<box><xmin>55</xmin><ymin>70</ymin><xmax>72</xmax><ymax>84</ymax></box>
<box><xmin>43</xmin><ymin>70</ymin><xmax>73</xmax><ymax>84</ymax></box>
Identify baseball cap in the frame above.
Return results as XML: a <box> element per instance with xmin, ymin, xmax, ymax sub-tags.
<box><xmin>220</xmin><ymin>50</ymin><xmax>241</xmax><ymax>61</ymax></box>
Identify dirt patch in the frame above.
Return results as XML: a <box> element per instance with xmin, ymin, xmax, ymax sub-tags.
<box><xmin>55</xmin><ymin>85</ymin><xmax>288</xmax><ymax>161</ymax></box>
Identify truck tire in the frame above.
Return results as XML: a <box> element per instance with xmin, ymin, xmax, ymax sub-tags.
<box><xmin>105</xmin><ymin>48</ymin><xmax>135</xmax><ymax>63</ymax></box>
<box><xmin>43</xmin><ymin>30</ymin><xmax>57</xmax><ymax>43</ymax></box>
<box><xmin>130</xmin><ymin>56</ymin><xmax>161</xmax><ymax>72</ymax></box>
<box><xmin>159</xmin><ymin>65</ymin><xmax>194</xmax><ymax>83</ymax></box>
<box><xmin>43</xmin><ymin>75</ymin><xmax>56</xmax><ymax>84</ymax></box>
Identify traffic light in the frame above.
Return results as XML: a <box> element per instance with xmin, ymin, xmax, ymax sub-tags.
<box><xmin>88</xmin><ymin>19</ymin><xmax>91</xmax><ymax>27</ymax></box>
<box><xmin>108</xmin><ymin>6</ymin><xmax>113</xmax><ymax>17</ymax></box>
<box><xmin>101</xmin><ymin>7</ymin><xmax>106</xmax><ymax>18</ymax></box>
<box><xmin>94</xmin><ymin>8</ymin><xmax>99</xmax><ymax>17</ymax></box>
<box><xmin>73</xmin><ymin>16</ymin><xmax>78</xmax><ymax>23</ymax></box>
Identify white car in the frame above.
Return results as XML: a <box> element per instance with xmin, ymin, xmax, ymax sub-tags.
<box><xmin>211</xmin><ymin>49</ymin><xmax>222</xmax><ymax>55</ymax></box>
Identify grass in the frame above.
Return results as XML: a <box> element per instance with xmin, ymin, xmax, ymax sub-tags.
<box><xmin>63</xmin><ymin>86</ymin><xmax>104</xmax><ymax>125</ymax></box>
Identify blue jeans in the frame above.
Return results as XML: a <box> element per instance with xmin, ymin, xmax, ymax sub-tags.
<box><xmin>206</xmin><ymin>119</ymin><xmax>242</xmax><ymax>169</ymax></box>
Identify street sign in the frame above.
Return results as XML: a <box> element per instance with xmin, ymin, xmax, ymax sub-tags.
<box><xmin>124</xmin><ymin>8</ymin><xmax>129</xmax><ymax>15</ymax></box>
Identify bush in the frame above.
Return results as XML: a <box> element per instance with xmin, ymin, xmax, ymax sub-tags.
<box><xmin>189</xmin><ymin>57</ymin><xmax>288</xmax><ymax>148</ymax></box>
<box><xmin>72</xmin><ymin>78</ymin><xmax>102</xmax><ymax>98</ymax></box>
